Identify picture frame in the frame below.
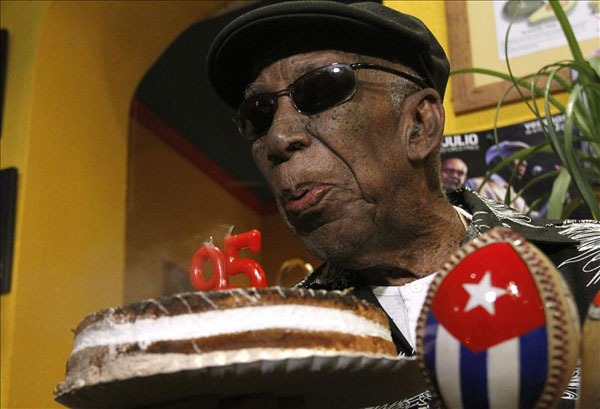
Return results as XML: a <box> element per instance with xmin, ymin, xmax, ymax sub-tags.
<box><xmin>445</xmin><ymin>1</ymin><xmax>598</xmax><ymax>114</ymax></box>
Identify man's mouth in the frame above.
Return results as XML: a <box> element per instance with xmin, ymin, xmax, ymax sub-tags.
<box><xmin>284</xmin><ymin>184</ymin><xmax>333</xmax><ymax>213</ymax></box>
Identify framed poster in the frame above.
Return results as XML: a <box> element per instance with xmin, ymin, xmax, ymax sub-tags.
<box><xmin>440</xmin><ymin>114</ymin><xmax>590</xmax><ymax>219</ymax></box>
<box><xmin>446</xmin><ymin>1</ymin><xmax>600</xmax><ymax>114</ymax></box>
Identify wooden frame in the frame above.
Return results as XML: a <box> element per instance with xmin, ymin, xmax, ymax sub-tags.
<box><xmin>445</xmin><ymin>1</ymin><xmax>569</xmax><ymax>114</ymax></box>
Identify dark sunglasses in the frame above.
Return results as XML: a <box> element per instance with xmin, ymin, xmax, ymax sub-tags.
<box><xmin>236</xmin><ymin>62</ymin><xmax>428</xmax><ymax>141</ymax></box>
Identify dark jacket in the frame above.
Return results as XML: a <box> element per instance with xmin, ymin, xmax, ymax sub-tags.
<box><xmin>297</xmin><ymin>188</ymin><xmax>599</xmax><ymax>408</ymax></box>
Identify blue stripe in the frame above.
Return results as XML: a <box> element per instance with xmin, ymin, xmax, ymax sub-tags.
<box><xmin>519</xmin><ymin>325</ymin><xmax>547</xmax><ymax>409</ymax></box>
<box><xmin>423</xmin><ymin>312</ymin><xmax>440</xmax><ymax>394</ymax></box>
<box><xmin>460</xmin><ymin>343</ymin><xmax>489</xmax><ymax>409</ymax></box>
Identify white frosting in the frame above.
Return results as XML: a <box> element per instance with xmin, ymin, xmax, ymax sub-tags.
<box><xmin>73</xmin><ymin>305</ymin><xmax>391</xmax><ymax>353</ymax></box>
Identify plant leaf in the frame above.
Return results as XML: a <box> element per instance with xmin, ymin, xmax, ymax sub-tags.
<box><xmin>589</xmin><ymin>56</ymin><xmax>600</xmax><ymax>78</ymax></box>
<box><xmin>516</xmin><ymin>170</ymin><xmax>560</xmax><ymax>199</ymax></box>
<box><xmin>562</xmin><ymin>197</ymin><xmax>583</xmax><ymax>219</ymax></box>
<box><xmin>477</xmin><ymin>143</ymin><xmax>551</xmax><ymax>195</ymax></box>
<box><xmin>547</xmin><ymin>168</ymin><xmax>571</xmax><ymax>219</ymax></box>
<box><xmin>564</xmin><ymin>84</ymin><xmax>600</xmax><ymax>219</ymax></box>
<box><xmin>543</xmin><ymin>69</ymin><xmax>570</xmax><ymax>168</ymax></box>
<box><xmin>450</xmin><ymin>68</ymin><xmax>566</xmax><ymax>112</ymax></box>
<box><xmin>528</xmin><ymin>193</ymin><xmax>551</xmax><ymax>216</ymax></box>
<box><xmin>549</xmin><ymin>0</ymin><xmax>585</xmax><ymax>64</ymax></box>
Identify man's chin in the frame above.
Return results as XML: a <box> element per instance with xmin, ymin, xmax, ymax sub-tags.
<box><xmin>445</xmin><ymin>181</ymin><xmax>460</xmax><ymax>190</ymax></box>
<box><xmin>287</xmin><ymin>211</ymin><xmax>329</xmax><ymax>236</ymax></box>
<box><xmin>296</xmin><ymin>222</ymin><xmax>368</xmax><ymax>264</ymax></box>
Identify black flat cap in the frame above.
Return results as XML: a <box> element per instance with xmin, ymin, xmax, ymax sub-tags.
<box><xmin>207</xmin><ymin>1</ymin><xmax>450</xmax><ymax>109</ymax></box>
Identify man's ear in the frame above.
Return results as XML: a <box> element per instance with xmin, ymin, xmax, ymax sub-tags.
<box><xmin>402</xmin><ymin>89</ymin><xmax>445</xmax><ymax>162</ymax></box>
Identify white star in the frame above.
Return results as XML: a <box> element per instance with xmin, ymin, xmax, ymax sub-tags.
<box><xmin>462</xmin><ymin>271</ymin><xmax>507</xmax><ymax>315</ymax></box>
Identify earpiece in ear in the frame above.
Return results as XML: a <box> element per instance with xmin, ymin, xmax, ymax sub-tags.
<box><xmin>409</xmin><ymin>125</ymin><xmax>421</xmax><ymax>139</ymax></box>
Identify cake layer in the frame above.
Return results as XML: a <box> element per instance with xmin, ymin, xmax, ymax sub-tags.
<box><xmin>69</xmin><ymin>328</ymin><xmax>395</xmax><ymax>365</ymax></box>
<box><xmin>65</xmin><ymin>328</ymin><xmax>396</xmax><ymax>385</ymax></box>
<box><xmin>75</xmin><ymin>288</ymin><xmax>388</xmax><ymax>334</ymax></box>
<box><xmin>73</xmin><ymin>304</ymin><xmax>392</xmax><ymax>353</ymax></box>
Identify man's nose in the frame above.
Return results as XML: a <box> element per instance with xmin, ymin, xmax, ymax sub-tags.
<box><xmin>263</xmin><ymin>97</ymin><xmax>311</xmax><ymax>166</ymax></box>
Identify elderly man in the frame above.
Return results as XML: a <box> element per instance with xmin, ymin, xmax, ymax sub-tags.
<box><xmin>441</xmin><ymin>157</ymin><xmax>468</xmax><ymax>192</ymax></box>
<box><xmin>208</xmin><ymin>1</ymin><xmax>599</xmax><ymax>407</ymax></box>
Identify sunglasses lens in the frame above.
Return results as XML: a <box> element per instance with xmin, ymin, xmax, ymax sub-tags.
<box><xmin>238</xmin><ymin>64</ymin><xmax>358</xmax><ymax>140</ymax></box>
<box><xmin>238</xmin><ymin>93</ymin><xmax>277</xmax><ymax>140</ymax></box>
<box><xmin>292</xmin><ymin>64</ymin><xmax>357</xmax><ymax>114</ymax></box>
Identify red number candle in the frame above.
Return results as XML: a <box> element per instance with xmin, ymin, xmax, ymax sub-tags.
<box><xmin>189</xmin><ymin>230</ymin><xmax>266</xmax><ymax>291</ymax></box>
<box><xmin>224</xmin><ymin>229</ymin><xmax>266</xmax><ymax>288</ymax></box>
<box><xmin>189</xmin><ymin>239</ymin><xmax>228</xmax><ymax>290</ymax></box>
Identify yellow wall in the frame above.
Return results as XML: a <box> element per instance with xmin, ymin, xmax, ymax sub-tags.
<box><xmin>1</xmin><ymin>2</ymin><xmax>51</xmax><ymax>407</ymax></box>
<box><xmin>125</xmin><ymin>117</ymin><xmax>319</xmax><ymax>302</ymax></box>
<box><xmin>0</xmin><ymin>1</ymin><xmax>240</xmax><ymax>407</ymax></box>
<box><xmin>0</xmin><ymin>1</ymin><xmax>561</xmax><ymax>408</ymax></box>
<box><xmin>126</xmin><ymin>118</ymin><xmax>257</xmax><ymax>300</ymax></box>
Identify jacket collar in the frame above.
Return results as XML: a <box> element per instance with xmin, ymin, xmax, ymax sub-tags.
<box><xmin>295</xmin><ymin>188</ymin><xmax>581</xmax><ymax>354</ymax></box>
<box><xmin>448</xmin><ymin>188</ymin><xmax>577</xmax><ymax>247</ymax></box>
<box><xmin>299</xmin><ymin>188</ymin><xmax>576</xmax><ymax>290</ymax></box>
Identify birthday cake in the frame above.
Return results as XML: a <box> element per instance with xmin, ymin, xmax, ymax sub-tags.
<box><xmin>55</xmin><ymin>287</ymin><xmax>396</xmax><ymax>396</ymax></box>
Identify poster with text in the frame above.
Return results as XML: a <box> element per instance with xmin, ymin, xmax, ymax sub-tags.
<box><xmin>493</xmin><ymin>0</ymin><xmax>600</xmax><ymax>60</ymax></box>
<box><xmin>441</xmin><ymin>114</ymin><xmax>590</xmax><ymax>219</ymax></box>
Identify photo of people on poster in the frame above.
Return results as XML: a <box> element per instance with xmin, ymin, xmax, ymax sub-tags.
<box><xmin>440</xmin><ymin>114</ymin><xmax>589</xmax><ymax>219</ymax></box>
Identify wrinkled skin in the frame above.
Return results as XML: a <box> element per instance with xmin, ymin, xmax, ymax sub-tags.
<box><xmin>249</xmin><ymin>50</ymin><xmax>465</xmax><ymax>284</ymax></box>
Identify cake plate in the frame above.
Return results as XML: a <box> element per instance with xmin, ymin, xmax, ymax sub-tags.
<box><xmin>55</xmin><ymin>353</ymin><xmax>425</xmax><ymax>409</ymax></box>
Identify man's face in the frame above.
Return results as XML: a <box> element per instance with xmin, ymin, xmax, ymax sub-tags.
<box><xmin>512</xmin><ymin>159</ymin><xmax>528</xmax><ymax>180</ymax></box>
<box><xmin>440</xmin><ymin>158</ymin><xmax>467</xmax><ymax>191</ymax></box>
<box><xmin>248</xmin><ymin>50</ymin><xmax>416</xmax><ymax>264</ymax></box>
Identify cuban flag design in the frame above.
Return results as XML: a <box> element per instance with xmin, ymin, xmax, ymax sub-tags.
<box><xmin>422</xmin><ymin>243</ymin><xmax>547</xmax><ymax>409</ymax></box>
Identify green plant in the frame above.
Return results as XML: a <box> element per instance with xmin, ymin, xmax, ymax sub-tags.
<box><xmin>452</xmin><ymin>0</ymin><xmax>600</xmax><ymax>220</ymax></box>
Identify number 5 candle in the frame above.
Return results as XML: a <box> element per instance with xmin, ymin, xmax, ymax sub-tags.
<box><xmin>189</xmin><ymin>229</ymin><xmax>266</xmax><ymax>291</ymax></box>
